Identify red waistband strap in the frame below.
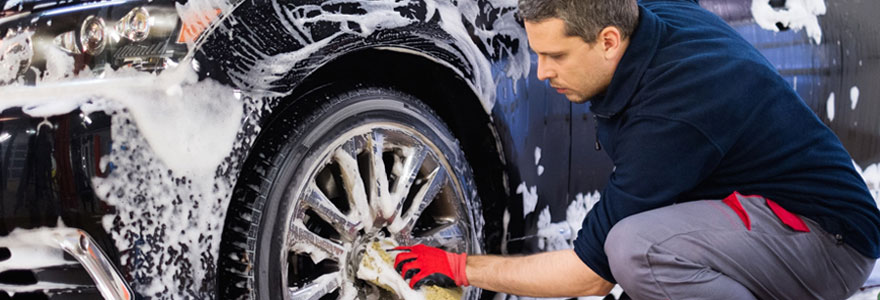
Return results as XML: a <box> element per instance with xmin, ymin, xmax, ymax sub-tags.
<box><xmin>723</xmin><ymin>192</ymin><xmax>751</xmax><ymax>230</ymax></box>
<box><xmin>722</xmin><ymin>191</ymin><xmax>809</xmax><ymax>232</ymax></box>
<box><xmin>765</xmin><ymin>198</ymin><xmax>810</xmax><ymax>232</ymax></box>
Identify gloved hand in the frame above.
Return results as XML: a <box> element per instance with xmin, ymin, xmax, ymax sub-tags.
<box><xmin>393</xmin><ymin>244</ymin><xmax>468</xmax><ymax>289</ymax></box>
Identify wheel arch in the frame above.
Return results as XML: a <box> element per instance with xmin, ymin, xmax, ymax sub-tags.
<box><xmin>252</xmin><ymin>47</ymin><xmax>510</xmax><ymax>253</ymax></box>
<box><xmin>217</xmin><ymin>48</ymin><xmax>510</xmax><ymax>298</ymax></box>
<box><xmin>195</xmin><ymin>2</ymin><xmax>520</xmax><ymax>250</ymax></box>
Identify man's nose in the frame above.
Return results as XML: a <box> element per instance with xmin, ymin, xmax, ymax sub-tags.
<box><xmin>536</xmin><ymin>58</ymin><xmax>555</xmax><ymax>81</ymax></box>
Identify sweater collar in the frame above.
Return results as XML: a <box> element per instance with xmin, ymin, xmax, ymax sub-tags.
<box><xmin>589</xmin><ymin>5</ymin><xmax>664</xmax><ymax>117</ymax></box>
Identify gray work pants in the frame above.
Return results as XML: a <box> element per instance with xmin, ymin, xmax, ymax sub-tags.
<box><xmin>605</xmin><ymin>195</ymin><xmax>876</xmax><ymax>300</ymax></box>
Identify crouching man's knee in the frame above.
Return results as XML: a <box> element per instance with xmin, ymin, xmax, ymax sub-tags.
<box><xmin>604</xmin><ymin>215</ymin><xmax>656</xmax><ymax>293</ymax></box>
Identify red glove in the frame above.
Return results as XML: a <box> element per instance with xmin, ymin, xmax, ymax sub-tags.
<box><xmin>393</xmin><ymin>244</ymin><xmax>468</xmax><ymax>289</ymax></box>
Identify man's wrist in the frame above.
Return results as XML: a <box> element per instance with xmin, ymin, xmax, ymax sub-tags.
<box><xmin>446</xmin><ymin>252</ymin><xmax>469</xmax><ymax>286</ymax></box>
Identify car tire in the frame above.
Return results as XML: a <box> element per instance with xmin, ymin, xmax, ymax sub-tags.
<box><xmin>218</xmin><ymin>85</ymin><xmax>484</xmax><ymax>300</ymax></box>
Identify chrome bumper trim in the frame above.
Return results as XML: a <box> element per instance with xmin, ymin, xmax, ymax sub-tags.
<box><xmin>57</xmin><ymin>230</ymin><xmax>133</xmax><ymax>300</ymax></box>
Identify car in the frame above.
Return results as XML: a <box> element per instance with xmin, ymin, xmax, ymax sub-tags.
<box><xmin>0</xmin><ymin>0</ymin><xmax>877</xmax><ymax>298</ymax></box>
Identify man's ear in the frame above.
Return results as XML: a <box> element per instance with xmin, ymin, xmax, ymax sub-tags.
<box><xmin>598</xmin><ymin>26</ymin><xmax>624</xmax><ymax>60</ymax></box>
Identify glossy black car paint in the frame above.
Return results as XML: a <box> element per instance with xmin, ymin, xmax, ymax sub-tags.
<box><xmin>0</xmin><ymin>0</ymin><xmax>877</xmax><ymax>298</ymax></box>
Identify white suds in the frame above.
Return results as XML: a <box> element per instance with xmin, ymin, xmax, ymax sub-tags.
<box><xmin>535</xmin><ymin>147</ymin><xmax>544</xmax><ymax>175</ymax></box>
<box><xmin>0</xmin><ymin>219</ymin><xmax>78</xmax><ymax>273</ymax></box>
<box><xmin>0</xmin><ymin>62</ymin><xmax>253</xmax><ymax>298</ymax></box>
<box><xmin>225</xmin><ymin>0</ymin><xmax>528</xmax><ymax>113</ymax></box>
<box><xmin>850</xmin><ymin>86</ymin><xmax>859</xmax><ymax>110</ymax></box>
<box><xmin>750</xmin><ymin>0</ymin><xmax>826</xmax><ymax>44</ymax></box>
<box><xmin>534</xmin><ymin>147</ymin><xmax>542</xmax><ymax>165</ymax></box>
<box><xmin>512</xmin><ymin>191</ymin><xmax>624</xmax><ymax>300</ymax></box>
<box><xmin>0</xmin><ymin>64</ymin><xmax>242</xmax><ymax>179</ymax></box>
<box><xmin>534</xmin><ymin>192</ymin><xmax>601</xmax><ymax>251</ymax></box>
<box><xmin>0</xmin><ymin>27</ymin><xmax>251</xmax><ymax>294</ymax></box>
<box><xmin>229</xmin><ymin>32</ymin><xmax>341</xmax><ymax>92</ymax></box>
<box><xmin>826</xmin><ymin>92</ymin><xmax>835</xmax><ymax>121</ymax></box>
<box><xmin>0</xmin><ymin>245</ymin><xmax>74</xmax><ymax>272</ymax></box>
<box><xmin>0</xmin><ymin>282</ymin><xmax>86</xmax><ymax>296</ymax></box>
<box><xmin>454</xmin><ymin>0</ymin><xmax>530</xmax><ymax>92</ymax></box>
<box><xmin>223</xmin><ymin>0</ymin><xmax>529</xmax><ymax>113</ymax></box>
<box><xmin>0</xmin><ymin>17</ymin><xmax>252</xmax><ymax>294</ymax></box>
<box><xmin>38</xmin><ymin>45</ymin><xmax>76</xmax><ymax>83</ymax></box>
<box><xmin>433</xmin><ymin>2</ymin><xmax>497</xmax><ymax>112</ymax></box>
<box><xmin>536</xmin><ymin>207</ymin><xmax>571</xmax><ymax>251</ymax></box>
<box><xmin>2</xmin><ymin>0</ymin><xmax>21</xmax><ymax>10</ymax></box>
<box><xmin>90</xmin><ymin>93</ymin><xmax>254</xmax><ymax>298</ymax></box>
<box><xmin>566</xmin><ymin>192</ymin><xmax>601</xmax><ymax>236</ymax></box>
<box><xmin>334</xmin><ymin>147</ymin><xmax>374</xmax><ymax>231</ymax></box>
<box><xmin>516</xmin><ymin>182</ymin><xmax>538</xmax><ymax>217</ymax></box>
<box><xmin>0</xmin><ymin>30</ymin><xmax>33</xmax><ymax>84</ymax></box>
<box><xmin>0</xmin><ymin>222</ymin><xmax>89</xmax><ymax>295</ymax></box>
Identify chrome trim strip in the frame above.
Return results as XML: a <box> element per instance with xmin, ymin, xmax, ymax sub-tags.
<box><xmin>57</xmin><ymin>230</ymin><xmax>133</xmax><ymax>300</ymax></box>
<box><xmin>41</xmin><ymin>0</ymin><xmax>137</xmax><ymax>17</ymax></box>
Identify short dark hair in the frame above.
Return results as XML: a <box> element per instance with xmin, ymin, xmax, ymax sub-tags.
<box><xmin>518</xmin><ymin>0</ymin><xmax>639</xmax><ymax>43</ymax></box>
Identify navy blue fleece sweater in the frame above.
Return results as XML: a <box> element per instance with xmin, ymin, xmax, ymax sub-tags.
<box><xmin>571</xmin><ymin>0</ymin><xmax>880</xmax><ymax>283</ymax></box>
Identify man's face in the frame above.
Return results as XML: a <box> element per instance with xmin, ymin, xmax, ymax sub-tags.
<box><xmin>524</xmin><ymin>18</ymin><xmax>615</xmax><ymax>103</ymax></box>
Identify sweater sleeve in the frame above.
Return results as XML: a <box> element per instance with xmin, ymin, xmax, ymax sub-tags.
<box><xmin>572</xmin><ymin>115</ymin><xmax>724</xmax><ymax>283</ymax></box>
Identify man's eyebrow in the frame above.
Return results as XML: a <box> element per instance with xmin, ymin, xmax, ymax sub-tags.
<box><xmin>537</xmin><ymin>51</ymin><xmax>565</xmax><ymax>56</ymax></box>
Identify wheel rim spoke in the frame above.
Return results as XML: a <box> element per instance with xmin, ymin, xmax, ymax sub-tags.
<box><xmin>288</xmin><ymin>272</ymin><xmax>341</xmax><ymax>300</ymax></box>
<box><xmin>388</xmin><ymin>146</ymin><xmax>428</xmax><ymax>223</ymax></box>
<box><xmin>288</xmin><ymin>221</ymin><xmax>346</xmax><ymax>263</ymax></box>
<box><xmin>301</xmin><ymin>184</ymin><xmax>361</xmax><ymax>242</ymax></box>
<box><xmin>333</xmin><ymin>148</ymin><xmax>372</xmax><ymax>231</ymax></box>
<box><xmin>388</xmin><ymin>167</ymin><xmax>447</xmax><ymax>236</ymax></box>
<box><xmin>413</xmin><ymin>222</ymin><xmax>466</xmax><ymax>251</ymax></box>
<box><xmin>367</xmin><ymin>130</ymin><xmax>393</xmax><ymax>224</ymax></box>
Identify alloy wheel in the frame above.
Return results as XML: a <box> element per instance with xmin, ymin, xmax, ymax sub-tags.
<box><xmin>285</xmin><ymin>124</ymin><xmax>472</xmax><ymax>300</ymax></box>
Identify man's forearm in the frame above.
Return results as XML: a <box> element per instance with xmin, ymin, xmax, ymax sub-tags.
<box><xmin>465</xmin><ymin>249</ymin><xmax>614</xmax><ymax>297</ymax></box>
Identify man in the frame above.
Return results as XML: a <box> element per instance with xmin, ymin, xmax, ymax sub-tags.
<box><xmin>393</xmin><ymin>0</ymin><xmax>880</xmax><ymax>298</ymax></box>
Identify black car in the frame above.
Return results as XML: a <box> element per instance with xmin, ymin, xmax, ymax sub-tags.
<box><xmin>0</xmin><ymin>0</ymin><xmax>877</xmax><ymax>298</ymax></box>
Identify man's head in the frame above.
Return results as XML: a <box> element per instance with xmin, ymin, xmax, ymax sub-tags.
<box><xmin>518</xmin><ymin>0</ymin><xmax>639</xmax><ymax>103</ymax></box>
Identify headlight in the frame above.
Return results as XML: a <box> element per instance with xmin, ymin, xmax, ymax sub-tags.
<box><xmin>54</xmin><ymin>30</ymin><xmax>80</xmax><ymax>54</ymax></box>
<box><xmin>0</xmin><ymin>0</ymin><xmax>215</xmax><ymax>86</ymax></box>
<box><xmin>116</xmin><ymin>7</ymin><xmax>151</xmax><ymax>42</ymax></box>
<box><xmin>53</xmin><ymin>8</ymin><xmax>153</xmax><ymax>56</ymax></box>
<box><xmin>50</xmin><ymin>5</ymin><xmax>179</xmax><ymax>63</ymax></box>
<box><xmin>80</xmin><ymin>15</ymin><xmax>106</xmax><ymax>55</ymax></box>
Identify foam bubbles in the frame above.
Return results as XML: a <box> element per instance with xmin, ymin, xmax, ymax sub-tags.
<box><xmin>750</xmin><ymin>0</ymin><xmax>827</xmax><ymax>44</ymax></box>
<box><xmin>850</xmin><ymin>86</ymin><xmax>859</xmax><ymax>110</ymax></box>
<box><xmin>826</xmin><ymin>92</ymin><xmax>835</xmax><ymax>121</ymax></box>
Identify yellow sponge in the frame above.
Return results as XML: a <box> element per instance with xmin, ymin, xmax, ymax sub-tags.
<box><xmin>356</xmin><ymin>239</ymin><xmax>463</xmax><ymax>300</ymax></box>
